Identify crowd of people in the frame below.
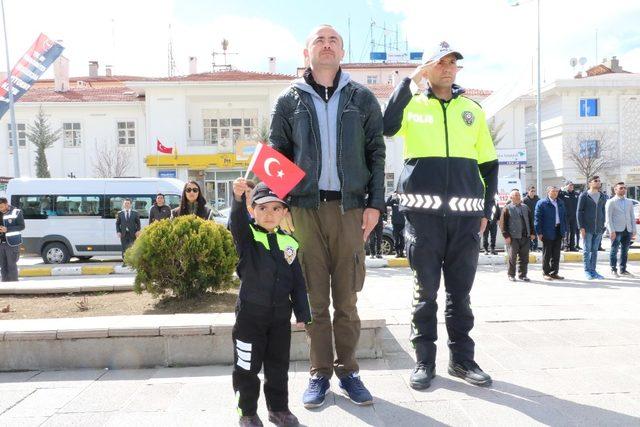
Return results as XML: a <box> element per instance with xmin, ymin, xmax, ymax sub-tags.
<box><xmin>496</xmin><ymin>178</ymin><xmax>637</xmax><ymax>283</ymax></box>
<box><xmin>1</xmin><ymin>22</ymin><xmax>637</xmax><ymax>427</ymax></box>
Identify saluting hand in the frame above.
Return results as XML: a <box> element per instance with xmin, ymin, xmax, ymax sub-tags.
<box><xmin>410</xmin><ymin>61</ymin><xmax>433</xmax><ymax>85</ymax></box>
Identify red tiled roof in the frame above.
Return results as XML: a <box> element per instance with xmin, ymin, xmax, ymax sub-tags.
<box><xmin>18</xmin><ymin>87</ymin><xmax>143</xmax><ymax>103</ymax></box>
<box><xmin>142</xmin><ymin>70</ymin><xmax>295</xmax><ymax>82</ymax></box>
<box><xmin>33</xmin><ymin>75</ymin><xmax>151</xmax><ymax>88</ymax></box>
<box><xmin>365</xmin><ymin>84</ymin><xmax>492</xmax><ymax>99</ymax></box>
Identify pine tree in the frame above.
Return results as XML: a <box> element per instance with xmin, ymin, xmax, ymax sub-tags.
<box><xmin>26</xmin><ymin>107</ymin><xmax>61</xmax><ymax>178</ymax></box>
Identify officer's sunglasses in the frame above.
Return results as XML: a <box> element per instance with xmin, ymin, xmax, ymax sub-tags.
<box><xmin>185</xmin><ymin>187</ymin><xmax>199</xmax><ymax>193</ymax></box>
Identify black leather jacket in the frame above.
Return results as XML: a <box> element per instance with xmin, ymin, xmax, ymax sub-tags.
<box><xmin>269</xmin><ymin>79</ymin><xmax>386</xmax><ymax>212</ymax></box>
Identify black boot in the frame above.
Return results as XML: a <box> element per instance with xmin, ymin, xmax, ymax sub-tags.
<box><xmin>448</xmin><ymin>360</ymin><xmax>492</xmax><ymax>386</ymax></box>
<box><xmin>409</xmin><ymin>363</ymin><xmax>435</xmax><ymax>390</ymax></box>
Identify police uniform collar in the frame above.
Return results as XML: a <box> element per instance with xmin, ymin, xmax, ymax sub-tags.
<box><xmin>425</xmin><ymin>83</ymin><xmax>465</xmax><ymax>100</ymax></box>
<box><xmin>251</xmin><ymin>223</ymin><xmax>284</xmax><ymax>235</ymax></box>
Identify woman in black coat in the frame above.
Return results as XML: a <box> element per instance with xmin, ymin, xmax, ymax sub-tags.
<box><xmin>170</xmin><ymin>181</ymin><xmax>213</xmax><ymax>220</ymax></box>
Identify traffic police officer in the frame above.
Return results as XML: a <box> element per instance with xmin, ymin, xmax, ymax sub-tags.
<box><xmin>0</xmin><ymin>197</ymin><xmax>25</xmax><ymax>282</ymax></box>
<box><xmin>383</xmin><ymin>41</ymin><xmax>498</xmax><ymax>390</ymax></box>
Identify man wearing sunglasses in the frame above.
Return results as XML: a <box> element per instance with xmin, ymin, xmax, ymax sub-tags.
<box><xmin>577</xmin><ymin>176</ymin><xmax>608</xmax><ymax>280</ymax></box>
<box><xmin>383</xmin><ymin>41</ymin><xmax>498</xmax><ymax>390</ymax></box>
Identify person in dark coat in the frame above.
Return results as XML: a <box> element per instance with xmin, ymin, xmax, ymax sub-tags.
<box><xmin>482</xmin><ymin>203</ymin><xmax>501</xmax><ymax>255</ymax></box>
<box><xmin>559</xmin><ymin>181</ymin><xmax>580</xmax><ymax>251</ymax></box>
<box><xmin>534</xmin><ymin>186</ymin><xmax>567</xmax><ymax>281</ymax></box>
<box><xmin>523</xmin><ymin>186</ymin><xmax>540</xmax><ymax>251</ymax></box>
<box><xmin>170</xmin><ymin>181</ymin><xmax>213</xmax><ymax>220</ymax></box>
<box><xmin>149</xmin><ymin>193</ymin><xmax>172</xmax><ymax>224</ymax></box>
<box><xmin>386</xmin><ymin>192</ymin><xmax>406</xmax><ymax>257</ymax></box>
<box><xmin>116</xmin><ymin>198</ymin><xmax>141</xmax><ymax>263</ymax></box>
<box><xmin>0</xmin><ymin>197</ymin><xmax>25</xmax><ymax>282</ymax></box>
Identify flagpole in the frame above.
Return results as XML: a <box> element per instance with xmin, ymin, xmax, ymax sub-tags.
<box><xmin>156</xmin><ymin>139</ymin><xmax>159</xmax><ymax>177</ymax></box>
<box><xmin>244</xmin><ymin>142</ymin><xmax>262</xmax><ymax>179</ymax></box>
<box><xmin>1</xmin><ymin>0</ymin><xmax>20</xmax><ymax>177</ymax></box>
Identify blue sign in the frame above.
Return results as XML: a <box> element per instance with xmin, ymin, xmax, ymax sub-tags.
<box><xmin>579</xmin><ymin>98</ymin><xmax>598</xmax><ymax>117</ymax></box>
<box><xmin>370</xmin><ymin>52</ymin><xmax>387</xmax><ymax>61</ymax></box>
<box><xmin>158</xmin><ymin>170</ymin><xmax>177</xmax><ymax>178</ymax></box>
<box><xmin>410</xmin><ymin>52</ymin><xmax>424</xmax><ymax>61</ymax></box>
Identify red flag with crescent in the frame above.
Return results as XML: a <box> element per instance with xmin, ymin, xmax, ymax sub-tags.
<box><xmin>156</xmin><ymin>139</ymin><xmax>173</xmax><ymax>154</ymax></box>
<box><xmin>247</xmin><ymin>143</ymin><xmax>305</xmax><ymax>199</ymax></box>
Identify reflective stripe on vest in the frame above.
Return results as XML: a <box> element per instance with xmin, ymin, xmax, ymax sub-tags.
<box><xmin>399</xmin><ymin>193</ymin><xmax>484</xmax><ymax>212</ymax></box>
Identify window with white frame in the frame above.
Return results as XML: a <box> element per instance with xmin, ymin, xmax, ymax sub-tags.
<box><xmin>63</xmin><ymin>122</ymin><xmax>82</xmax><ymax>147</ymax></box>
<box><xmin>117</xmin><ymin>121</ymin><xmax>136</xmax><ymax>145</ymax></box>
<box><xmin>7</xmin><ymin>123</ymin><xmax>26</xmax><ymax>148</ymax></box>
<box><xmin>202</xmin><ymin>110</ymin><xmax>257</xmax><ymax>146</ymax></box>
<box><xmin>366</xmin><ymin>75</ymin><xmax>378</xmax><ymax>84</ymax></box>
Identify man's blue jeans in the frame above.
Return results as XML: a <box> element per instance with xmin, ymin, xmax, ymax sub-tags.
<box><xmin>610</xmin><ymin>230</ymin><xmax>631</xmax><ymax>272</ymax></box>
<box><xmin>583</xmin><ymin>232</ymin><xmax>603</xmax><ymax>273</ymax></box>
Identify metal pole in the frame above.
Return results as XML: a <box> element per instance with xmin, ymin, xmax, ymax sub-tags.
<box><xmin>535</xmin><ymin>0</ymin><xmax>541</xmax><ymax>193</ymax></box>
<box><xmin>1</xmin><ymin>0</ymin><xmax>20</xmax><ymax>177</ymax></box>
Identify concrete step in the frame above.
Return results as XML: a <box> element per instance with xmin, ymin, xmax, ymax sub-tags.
<box><xmin>0</xmin><ymin>314</ymin><xmax>385</xmax><ymax>371</ymax></box>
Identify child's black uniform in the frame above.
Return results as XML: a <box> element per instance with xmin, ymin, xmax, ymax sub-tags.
<box><xmin>229</xmin><ymin>196</ymin><xmax>312</xmax><ymax>417</ymax></box>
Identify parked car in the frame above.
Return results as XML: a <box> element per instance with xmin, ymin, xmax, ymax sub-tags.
<box><xmin>365</xmin><ymin>223</ymin><xmax>395</xmax><ymax>256</ymax></box>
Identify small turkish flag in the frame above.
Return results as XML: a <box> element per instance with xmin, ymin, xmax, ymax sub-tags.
<box><xmin>156</xmin><ymin>139</ymin><xmax>173</xmax><ymax>154</ymax></box>
<box><xmin>247</xmin><ymin>143</ymin><xmax>305</xmax><ymax>199</ymax></box>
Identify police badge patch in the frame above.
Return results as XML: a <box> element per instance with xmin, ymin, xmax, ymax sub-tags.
<box><xmin>284</xmin><ymin>246</ymin><xmax>297</xmax><ymax>265</ymax></box>
<box><xmin>462</xmin><ymin>111</ymin><xmax>475</xmax><ymax>126</ymax></box>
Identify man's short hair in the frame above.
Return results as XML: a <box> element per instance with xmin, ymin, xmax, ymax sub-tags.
<box><xmin>156</xmin><ymin>193</ymin><xmax>165</xmax><ymax>198</ymax></box>
<box><xmin>305</xmin><ymin>25</ymin><xmax>344</xmax><ymax>48</ymax></box>
<box><xmin>0</xmin><ymin>197</ymin><xmax>7</xmax><ymax>204</ymax></box>
<box><xmin>511</xmin><ymin>188</ymin><xmax>520</xmax><ymax>192</ymax></box>
<box><xmin>588</xmin><ymin>175</ymin><xmax>600</xmax><ymax>182</ymax></box>
<box><xmin>615</xmin><ymin>182</ymin><xmax>625</xmax><ymax>187</ymax></box>
<box><xmin>528</xmin><ymin>186</ymin><xmax>536</xmax><ymax>190</ymax></box>
<box><xmin>546</xmin><ymin>185</ymin><xmax>558</xmax><ymax>192</ymax></box>
<box><xmin>123</xmin><ymin>198</ymin><xmax>132</xmax><ymax>203</ymax></box>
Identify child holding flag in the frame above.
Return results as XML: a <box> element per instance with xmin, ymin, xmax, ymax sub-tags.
<box><xmin>229</xmin><ymin>178</ymin><xmax>311</xmax><ymax>427</ymax></box>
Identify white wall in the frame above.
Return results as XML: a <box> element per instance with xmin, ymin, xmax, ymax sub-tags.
<box><xmin>0</xmin><ymin>103</ymin><xmax>146</xmax><ymax>178</ymax></box>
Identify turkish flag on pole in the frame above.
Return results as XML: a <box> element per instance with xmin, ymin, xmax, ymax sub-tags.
<box><xmin>247</xmin><ymin>143</ymin><xmax>305</xmax><ymax>199</ymax></box>
<box><xmin>156</xmin><ymin>139</ymin><xmax>173</xmax><ymax>154</ymax></box>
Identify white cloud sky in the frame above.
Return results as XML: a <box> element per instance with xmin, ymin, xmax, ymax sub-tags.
<box><xmin>0</xmin><ymin>0</ymin><xmax>304</xmax><ymax>79</ymax></box>
<box><xmin>0</xmin><ymin>0</ymin><xmax>638</xmax><ymax>91</ymax></box>
<box><xmin>382</xmin><ymin>0</ymin><xmax>640</xmax><ymax>90</ymax></box>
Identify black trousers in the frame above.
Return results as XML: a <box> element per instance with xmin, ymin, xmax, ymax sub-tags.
<box><xmin>542</xmin><ymin>226</ymin><xmax>562</xmax><ymax>275</ymax></box>
<box><xmin>120</xmin><ymin>234</ymin><xmax>136</xmax><ymax>260</ymax></box>
<box><xmin>392</xmin><ymin>222</ymin><xmax>405</xmax><ymax>254</ymax></box>
<box><xmin>232</xmin><ymin>302</ymin><xmax>291</xmax><ymax>417</ymax></box>
<box><xmin>369</xmin><ymin>222</ymin><xmax>384</xmax><ymax>255</ymax></box>
<box><xmin>482</xmin><ymin>220</ymin><xmax>498</xmax><ymax>251</ymax></box>
<box><xmin>405</xmin><ymin>213</ymin><xmax>480</xmax><ymax>365</ymax></box>
<box><xmin>507</xmin><ymin>237</ymin><xmax>530</xmax><ymax>278</ymax></box>
<box><xmin>564</xmin><ymin>217</ymin><xmax>579</xmax><ymax>250</ymax></box>
<box><xmin>0</xmin><ymin>242</ymin><xmax>20</xmax><ymax>282</ymax></box>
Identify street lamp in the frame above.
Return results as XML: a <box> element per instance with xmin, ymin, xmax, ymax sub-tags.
<box><xmin>510</xmin><ymin>0</ymin><xmax>542</xmax><ymax>194</ymax></box>
<box><xmin>1</xmin><ymin>0</ymin><xmax>20</xmax><ymax>178</ymax></box>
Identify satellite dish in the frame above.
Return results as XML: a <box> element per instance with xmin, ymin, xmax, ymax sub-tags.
<box><xmin>569</xmin><ymin>58</ymin><xmax>577</xmax><ymax>67</ymax></box>
<box><xmin>579</xmin><ymin>57</ymin><xmax>587</xmax><ymax>66</ymax></box>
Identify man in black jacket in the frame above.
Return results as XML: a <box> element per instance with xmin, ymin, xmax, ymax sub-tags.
<box><xmin>149</xmin><ymin>193</ymin><xmax>172</xmax><ymax>224</ymax></box>
<box><xmin>270</xmin><ymin>25</ymin><xmax>385</xmax><ymax>408</ymax></box>
<box><xmin>0</xmin><ymin>197</ymin><xmax>25</xmax><ymax>282</ymax></box>
<box><xmin>115</xmin><ymin>199</ymin><xmax>141</xmax><ymax>263</ymax></box>
<box><xmin>386</xmin><ymin>192</ymin><xmax>406</xmax><ymax>257</ymax></box>
<box><xmin>559</xmin><ymin>182</ymin><xmax>580</xmax><ymax>251</ymax></box>
<box><xmin>482</xmin><ymin>204</ymin><xmax>501</xmax><ymax>255</ymax></box>
<box><xmin>523</xmin><ymin>186</ymin><xmax>540</xmax><ymax>251</ymax></box>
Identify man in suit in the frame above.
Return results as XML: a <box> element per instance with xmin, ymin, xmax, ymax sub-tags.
<box><xmin>534</xmin><ymin>186</ymin><xmax>567</xmax><ymax>281</ymax></box>
<box><xmin>116</xmin><ymin>198</ymin><xmax>141</xmax><ymax>264</ymax></box>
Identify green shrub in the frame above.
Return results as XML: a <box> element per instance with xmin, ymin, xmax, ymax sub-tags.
<box><xmin>126</xmin><ymin>215</ymin><xmax>238</xmax><ymax>299</ymax></box>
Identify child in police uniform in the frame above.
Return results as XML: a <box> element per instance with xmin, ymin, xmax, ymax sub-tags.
<box><xmin>229</xmin><ymin>178</ymin><xmax>312</xmax><ymax>427</ymax></box>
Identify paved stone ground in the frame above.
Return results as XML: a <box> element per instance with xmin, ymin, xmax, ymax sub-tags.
<box><xmin>0</xmin><ymin>259</ymin><xmax>639</xmax><ymax>426</ymax></box>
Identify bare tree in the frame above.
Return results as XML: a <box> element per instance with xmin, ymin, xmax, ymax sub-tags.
<box><xmin>567</xmin><ymin>129</ymin><xmax>618</xmax><ymax>184</ymax></box>
<box><xmin>92</xmin><ymin>143</ymin><xmax>132</xmax><ymax>178</ymax></box>
<box><xmin>487</xmin><ymin>118</ymin><xmax>505</xmax><ymax>147</ymax></box>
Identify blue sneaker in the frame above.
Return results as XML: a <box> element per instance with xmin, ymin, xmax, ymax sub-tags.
<box><xmin>585</xmin><ymin>271</ymin><xmax>595</xmax><ymax>280</ymax></box>
<box><xmin>593</xmin><ymin>271</ymin><xmax>605</xmax><ymax>280</ymax></box>
<box><xmin>302</xmin><ymin>376</ymin><xmax>330</xmax><ymax>409</ymax></box>
<box><xmin>338</xmin><ymin>372</ymin><xmax>373</xmax><ymax>406</ymax></box>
